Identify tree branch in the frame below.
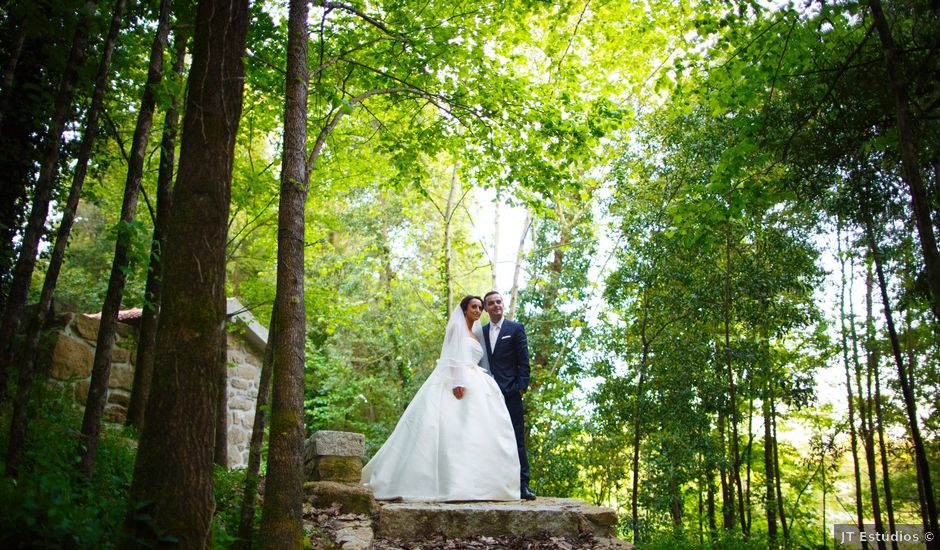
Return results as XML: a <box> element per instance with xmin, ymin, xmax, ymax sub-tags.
<box><xmin>317</xmin><ymin>1</ymin><xmax>409</xmax><ymax>45</ymax></box>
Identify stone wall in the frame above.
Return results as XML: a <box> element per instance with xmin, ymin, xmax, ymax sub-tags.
<box><xmin>46</xmin><ymin>311</ymin><xmax>264</xmax><ymax>468</ymax></box>
<box><xmin>224</xmin><ymin>331</ymin><xmax>263</xmax><ymax>467</ymax></box>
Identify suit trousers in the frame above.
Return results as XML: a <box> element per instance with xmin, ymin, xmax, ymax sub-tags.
<box><xmin>504</xmin><ymin>391</ymin><xmax>530</xmax><ymax>487</ymax></box>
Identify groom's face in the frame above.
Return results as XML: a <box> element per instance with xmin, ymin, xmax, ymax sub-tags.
<box><xmin>484</xmin><ymin>293</ymin><xmax>504</xmax><ymax>320</ymax></box>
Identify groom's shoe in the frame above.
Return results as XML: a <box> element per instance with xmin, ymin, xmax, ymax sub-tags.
<box><xmin>521</xmin><ymin>487</ymin><xmax>536</xmax><ymax>501</ymax></box>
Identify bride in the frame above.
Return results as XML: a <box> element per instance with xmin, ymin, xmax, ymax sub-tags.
<box><xmin>361</xmin><ymin>295</ymin><xmax>520</xmax><ymax>501</ymax></box>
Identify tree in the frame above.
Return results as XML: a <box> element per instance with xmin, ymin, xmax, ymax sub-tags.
<box><xmin>121</xmin><ymin>0</ymin><xmax>249</xmax><ymax>544</ymax></box>
<box><xmin>125</xmin><ymin>28</ymin><xmax>189</xmax><ymax>429</ymax></box>
<box><xmin>259</xmin><ymin>0</ymin><xmax>308</xmax><ymax>545</ymax></box>
<box><xmin>5</xmin><ymin>0</ymin><xmax>127</xmax><ymax>475</ymax></box>
<box><xmin>78</xmin><ymin>0</ymin><xmax>173</xmax><ymax>479</ymax></box>
<box><xmin>0</xmin><ymin>0</ymin><xmax>100</xmax><ymax>398</ymax></box>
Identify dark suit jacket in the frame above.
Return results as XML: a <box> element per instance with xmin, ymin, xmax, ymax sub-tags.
<box><xmin>482</xmin><ymin>319</ymin><xmax>530</xmax><ymax>395</ymax></box>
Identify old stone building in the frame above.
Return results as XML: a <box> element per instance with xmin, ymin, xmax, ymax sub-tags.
<box><xmin>44</xmin><ymin>297</ymin><xmax>267</xmax><ymax>468</ymax></box>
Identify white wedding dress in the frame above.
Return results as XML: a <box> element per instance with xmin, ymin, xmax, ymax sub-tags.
<box><xmin>361</xmin><ymin>312</ymin><xmax>520</xmax><ymax>501</ymax></box>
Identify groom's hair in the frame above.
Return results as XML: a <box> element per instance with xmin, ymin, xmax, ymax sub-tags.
<box><xmin>459</xmin><ymin>295</ymin><xmax>483</xmax><ymax>312</ymax></box>
<box><xmin>483</xmin><ymin>291</ymin><xmax>500</xmax><ymax>304</ymax></box>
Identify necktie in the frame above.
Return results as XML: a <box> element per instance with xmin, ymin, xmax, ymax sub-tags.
<box><xmin>490</xmin><ymin>324</ymin><xmax>499</xmax><ymax>353</ymax></box>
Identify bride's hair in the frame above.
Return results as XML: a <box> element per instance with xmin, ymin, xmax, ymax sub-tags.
<box><xmin>459</xmin><ymin>295</ymin><xmax>483</xmax><ymax>312</ymax></box>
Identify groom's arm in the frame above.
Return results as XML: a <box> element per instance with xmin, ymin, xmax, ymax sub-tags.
<box><xmin>515</xmin><ymin>324</ymin><xmax>530</xmax><ymax>394</ymax></box>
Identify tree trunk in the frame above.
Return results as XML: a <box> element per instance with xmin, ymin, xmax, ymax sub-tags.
<box><xmin>121</xmin><ymin>0</ymin><xmax>249</xmax><ymax>544</ymax></box>
<box><xmin>718</xmin><ymin>407</ymin><xmax>734</xmax><ymax>530</ymax></box>
<box><xmin>874</xmin><ymin>317</ymin><xmax>901</xmax><ymax>550</ymax></box>
<box><xmin>763</xmin><ymin>394</ymin><xmax>777</xmax><ymax>545</ymax></box>
<box><xmin>863</xmin><ymin>260</ymin><xmax>887</xmax><ymax>550</ymax></box>
<box><xmin>443</xmin><ymin>161</ymin><xmax>459</xmax><ymax>313</ymax></box>
<box><xmin>822</xmin><ymin>448</ymin><xmax>828</xmax><ymax>550</ymax></box>
<box><xmin>0</xmin><ymin>0</ymin><xmax>100</xmax><ymax>399</ymax></box>
<box><xmin>669</xmin><ymin>475</ymin><xmax>683</xmax><ymax>528</ymax></box>
<box><xmin>744</xmin><ymin>392</ymin><xmax>754</xmax><ymax>534</ymax></box>
<box><xmin>723</xmin><ymin>222</ymin><xmax>747</xmax><ymax>535</ymax></box>
<box><xmin>126</xmin><ymin>29</ymin><xmax>187</xmax><ymax>430</ymax></box>
<box><xmin>259</xmin><ymin>0</ymin><xmax>308</xmax><ymax>545</ymax></box>
<box><xmin>215</xmin><ymin>328</ymin><xmax>229</xmax><ymax>468</ymax></box>
<box><xmin>0</xmin><ymin>9</ymin><xmax>28</xmax><ymax>131</ymax></box>
<box><xmin>492</xmin><ymin>193</ymin><xmax>499</xmax><ymax>289</ymax></box>
<box><xmin>868</xmin><ymin>0</ymin><xmax>940</xmax><ymax>321</ymax></box>
<box><xmin>839</xmin><ymin>224</ymin><xmax>870</xmax><ymax>550</ymax></box>
<box><xmin>78</xmin><ymin>0</ymin><xmax>173</xmax><ymax>479</ymax></box>
<box><xmin>698</xmin><ymin>472</ymin><xmax>704</xmax><ymax>544</ymax></box>
<box><xmin>768</xmin><ymin>401</ymin><xmax>789</xmax><ymax>539</ymax></box>
<box><xmin>236</xmin><ymin>310</ymin><xmax>276</xmax><ymax>550</ymax></box>
<box><xmin>864</xmin><ymin>219</ymin><xmax>939</xmax><ymax>539</ymax></box>
<box><xmin>706</xmin><ymin>467</ymin><xmax>717</xmax><ymax>536</ymax></box>
<box><xmin>630</xmin><ymin>307</ymin><xmax>649</xmax><ymax>544</ymax></box>
<box><xmin>4</xmin><ymin>0</ymin><xmax>126</xmax><ymax>476</ymax></box>
<box><xmin>917</xmin><ymin>459</ymin><xmax>931</xmax><ymax>535</ymax></box>
<box><xmin>508</xmin><ymin>211</ymin><xmax>530</xmax><ymax>320</ymax></box>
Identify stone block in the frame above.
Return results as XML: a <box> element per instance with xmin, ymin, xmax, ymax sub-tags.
<box><xmin>111</xmin><ymin>347</ymin><xmax>131</xmax><ymax>364</ymax></box>
<box><xmin>234</xmin><ymin>365</ymin><xmax>259</xmax><ymax>381</ymax></box>
<box><xmin>49</xmin><ymin>312</ymin><xmax>74</xmax><ymax>330</ymax></box>
<box><xmin>230</xmin><ymin>428</ymin><xmax>248</xmax><ymax>445</ymax></box>
<box><xmin>305</xmin><ymin>430</ymin><xmax>365</xmax><ymax>460</ymax></box>
<box><xmin>230</xmin><ymin>397</ymin><xmax>253</xmax><ymax>411</ymax></box>
<box><xmin>108</xmin><ymin>363</ymin><xmax>134</xmax><ymax>391</ymax></box>
<box><xmin>307</xmin><ymin>455</ymin><xmax>363</xmax><ymax>482</ymax></box>
<box><xmin>334</xmin><ymin>516</ymin><xmax>374</xmax><ymax>550</ymax></box>
<box><xmin>108</xmin><ymin>389</ymin><xmax>131</xmax><ymax>408</ymax></box>
<box><xmin>49</xmin><ymin>334</ymin><xmax>94</xmax><ymax>380</ymax></box>
<box><xmin>239</xmin><ymin>414</ymin><xmax>256</xmax><ymax>429</ymax></box>
<box><xmin>375</xmin><ymin>498</ymin><xmax>620</xmax><ymax>541</ymax></box>
<box><xmin>73</xmin><ymin>314</ymin><xmax>100</xmax><ymax>341</ymax></box>
<box><xmin>74</xmin><ymin>379</ymin><xmax>91</xmax><ymax>402</ymax></box>
<box><xmin>115</xmin><ymin>322</ymin><xmax>132</xmax><ymax>338</ymax></box>
<box><xmin>305</xmin><ymin>481</ymin><xmax>377</xmax><ymax>515</ymax></box>
<box><xmin>231</xmin><ymin>378</ymin><xmax>250</xmax><ymax>390</ymax></box>
<box><xmin>104</xmin><ymin>403</ymin><xmax>126</xmax><ymax>423</ymax></box>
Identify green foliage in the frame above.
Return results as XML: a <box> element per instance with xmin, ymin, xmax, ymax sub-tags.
<box><xmin>0</xmin><ymin>386</ymin><xmax>135</xmax><ymax>549</ymax></box>
<box><xmin>211</xmin><ymin>466</ymin><xmax>248</xmax><ymax>549</ymax></box>
<box><xmin>8</xmin><ymin>0</ymin><xmax>939</xmax><ymax>546</ymax></box>
<box><xmin>639</xmin><ymin>531</ymin><xmax>770</xmax><ymax>550</ymax></box>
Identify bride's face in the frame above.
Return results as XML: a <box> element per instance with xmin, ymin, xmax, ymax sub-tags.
<box><xmin>464</xmin><ymin>298</ymin><xmax>483</xmax><ymax>323</ymax></box>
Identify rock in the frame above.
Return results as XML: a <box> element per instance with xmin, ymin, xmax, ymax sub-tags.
<box><xmin>48</xmin><ymin>312</ymin><xmax>74</xmax><ymax>330</ymax></box>
<box><xmin>305</xmin><ymin>430</ymin><xmax>365</xmax><ymax>460</ymax></box>
<box><xmin>334</xmin><ymin>515</ymin><xmax>374</xmax><ymax>550</ymax></box>
<box><xmin>73</xmin><ymin>314</ymin><xmax>101</xmax><ymax>341</ymax></box>
<box><xmin>108</xmin><ymin>363</ymin><xmax>135</xmax><ymax>391</ymax></box>
<box><xmin>104</xmin><ymin>403</ymin><xmax>127</xmax><ymax>423</ymax></box>
<box><xmin>111</xmin><ymin>346</ymin><xmax>131</xmax><ymax>364</ymax></box>
<box><xmin>229</xmin><ymin>397</ymin><xmax>253</xmax><ymax>411</ymax></box>
<box><xmin>305</xmin><ymin>481</ymin><xmax>377</xmax><ymax>515</ymax></box>
<box><xmin>49</xmin><ymin>334</ymin><xmax>94</xmax><ymax>380</ymax></box>
<box><xmin>307</xmin><ymin>455</ymin><xmax>363</xmax><ymax>482</ymax></box>
<box><xmin>234</xmin><ymin>365</ymin><xmax>258</xmax><ymax>382</ymax></box>
<box><xmin>108</xmin><ymin>389</ymin><xmax>131</xmax><ymax>408</ymax></box>
<box><xmin>74</xmin><ymin>379</ymin><xmax>91</xmax><ymax>402</ymax></box>
<box><xmin>375</xmin><ymin>497</ymin><xmax>619</xmax><ymax>541</ymax></box>
<box><xmin>115</xmin><ymin>321</ymin><xmax>132</xmax><ymax>338</ymax></box>
<box><xmin>230</xmin><ymin>428</ymin><xmax>248</xmax><ymax>445</ymax></box>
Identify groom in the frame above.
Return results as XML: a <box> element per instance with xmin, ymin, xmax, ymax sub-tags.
<box><xmin>482</xmin><ymin>291</ymin><xmax>536</xmax><ymax>501</ymax></box>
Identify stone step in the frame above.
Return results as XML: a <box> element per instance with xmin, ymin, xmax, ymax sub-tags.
<box><xmin>375</xmin><ymin>497</ymin><xmax>626</xmax><ymax>544</ymax></box>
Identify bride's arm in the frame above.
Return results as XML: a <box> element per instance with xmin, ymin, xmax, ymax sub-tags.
<box><xmin>448</xmin><ymin>359</ymin><xmax>467</xmax><ymax>399</ymax></box>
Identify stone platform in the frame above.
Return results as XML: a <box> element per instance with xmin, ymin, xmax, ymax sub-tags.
<box><xmin>375</xmin><ymin>497</ymin><xmax>623</xmax><ymax>542</ymax></box>
<box><xmin>300</xmin><ymin>431</ymin><xmax>632</xmax><ymax>548</ymax></box>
